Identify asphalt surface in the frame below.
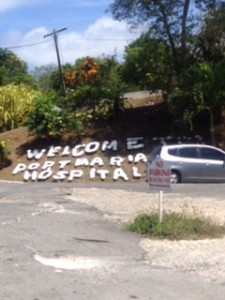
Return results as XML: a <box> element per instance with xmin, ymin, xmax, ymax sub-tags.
<box><xmin>1</xmin><ymin>182</ymin><xmax>225</xmax><ymax>300</ymax></box>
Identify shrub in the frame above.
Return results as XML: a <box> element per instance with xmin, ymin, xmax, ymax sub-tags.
<box><xmin>26</xmin><ymin>95</ymin><xmax>83</xmax><ymax>138</ymax></box>
<box><xmin>0</xmin><ymin>140</ymin><xmax>10</xmax><ymax>168</ymax></box>
<box><xmin>0</xmin><ymin>84</ymin><xmax>40</xmax><ymax>131</ymax></box>
<box><xmin>127</xmin><ymin>212</ymin><xmax>225</xmax><ymax>240</ymax></box>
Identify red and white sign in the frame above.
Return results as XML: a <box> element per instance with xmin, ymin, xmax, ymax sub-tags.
<box><xmin>148</xmin><ymin>158</ymin><xmax>171</xmax><ymax>190</ymax></box>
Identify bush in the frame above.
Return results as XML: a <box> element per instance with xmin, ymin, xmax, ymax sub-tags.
<box><xmin>0</xmin><ymin>84</ymin><xmax>40</xmax><ymax>131</ymax></box>
<box><xmin>0</xmin><ymin>140</ymin><xmax>10</xmax><ymax>169</ymax></box>
<box><xmin>26</xmin><ymin>96</ymin><xmax>83</xmax><ymax>138</ymax></box>
<box><xmin>127</xmin><ymin>212</ymin><xmax>225</xmax><ymax>240</ymax></box>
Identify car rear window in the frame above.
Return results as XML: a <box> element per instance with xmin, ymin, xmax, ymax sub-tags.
<box><xmin>179</xmin><ymin>147</ymin><xmax>198</xmax><ymax>158</ymax></box>
<box><xmin>200</xmin><ymin>147</ymin><xmax>225</xmax><ymax>160</ymax></box>
<box><xmin>168</xmin><ymin>148</ymin><xmax>179</xmax><ymax>156</ymax></box>
<box><xmin>148</xmin><ymin>146</ymin><xmax>162</xmax><ymax>162</ymax></box>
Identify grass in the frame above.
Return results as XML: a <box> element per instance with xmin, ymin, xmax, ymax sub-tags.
<box><xmin>127</xmin><ymin>212</ymin><xmax>225</xmax><ymax>240</ymax></box>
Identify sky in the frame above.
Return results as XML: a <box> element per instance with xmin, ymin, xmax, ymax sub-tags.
<box><xmin>0</xmin><ymin>0</ymin><xmax>141</xmax><ymax>70</ymax></box>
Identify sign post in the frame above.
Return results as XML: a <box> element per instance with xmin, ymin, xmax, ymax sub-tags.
<box><xmin>159</xmin><ymin>190</ymin><xmax>163</xmax><ymax>222</ymax></box>
<box><xmin>148</xmin><ymin>158</ymin><xmax>171</xmax><ymax>222</ymax></box>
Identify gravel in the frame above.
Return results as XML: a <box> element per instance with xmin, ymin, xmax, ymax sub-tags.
<box><xmin>68</xmin><ymin>187</ymin><xmax>225</xmax><ymax>284</ymax></box>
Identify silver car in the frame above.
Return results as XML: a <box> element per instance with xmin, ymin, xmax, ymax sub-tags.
<box><xmin>148</xmin><ymin>144</ymin><xmax>225</xmax><ymax>183</ymax></box>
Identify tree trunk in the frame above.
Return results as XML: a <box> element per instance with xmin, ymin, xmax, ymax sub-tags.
<box><xmin>210</xmin><ymin>111</ymin><xmax>216</xmax><ymax>145</ymax></box>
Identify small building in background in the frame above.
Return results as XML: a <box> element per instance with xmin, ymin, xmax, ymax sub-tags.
<box><xmin>123</xmin><ymin>90</ymin><xmax>164</xmax><ymax>109</ymax></box>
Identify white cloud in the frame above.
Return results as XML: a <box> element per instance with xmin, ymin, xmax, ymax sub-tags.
<box><xmin>0</xmin><ymin>0</ymin><xmax>110</xmax><ymax>12</ymax></box>
<box><xmin>0</xmin><ymin>0</ymin><xmax>46</xmax><ymax>12</ymax></box>
<box><xmin>10</xmin><ymin>17</ymin><xmax>140</xmax><ymax>69</ymax></box>
<box><xmin>71</xmin><ymin>0</ymin><xmax>112</xmax><ymax>8</ymax></box>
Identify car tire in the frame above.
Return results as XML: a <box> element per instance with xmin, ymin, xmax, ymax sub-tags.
<box><xmin>171</xmin><ymin>170</ymin><xmax>181</xmax><ymax>184</ymax></box>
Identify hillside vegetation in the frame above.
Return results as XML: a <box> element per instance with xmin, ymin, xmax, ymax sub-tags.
<box><xmin>0</xmin><ymin>102</ymin><xmax>207</xmax><ymax>184</ymax></box>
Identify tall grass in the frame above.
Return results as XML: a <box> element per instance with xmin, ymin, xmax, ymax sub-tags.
<box><xmin>127</xmin><ymin>212</ymin><xmax>225</xmax><ymax>240</ymax></box>
<box><xmin>0</xmin><ymin>84</ymin><xmax>40</xmax><ymax>131</ymax></box>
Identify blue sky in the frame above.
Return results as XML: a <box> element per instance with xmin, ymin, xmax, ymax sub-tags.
<box><xmin>0</xmin><ymin>0</ymin><xmax>140</xmax><ymax>70</ymax></box>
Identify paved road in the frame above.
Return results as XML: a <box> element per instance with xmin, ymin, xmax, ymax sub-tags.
<box><xmin>0</xmin><ymin>182</ymin><xmax>225</xmax><ymax>300</ymax></box>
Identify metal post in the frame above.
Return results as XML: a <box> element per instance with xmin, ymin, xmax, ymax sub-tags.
<box><xmin>159</xmin><ymin>190</ymin><xmax>163</xmax><ymax>222</ymax></box>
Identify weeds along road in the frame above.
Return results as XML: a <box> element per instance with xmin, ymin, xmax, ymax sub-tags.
<box><xmin>0</xmin><ymin>181</ymin><xmax>225</xmax><ymax>300</ymax></box>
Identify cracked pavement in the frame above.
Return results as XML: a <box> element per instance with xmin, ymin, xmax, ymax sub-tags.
<box><xmin>1</xmin><ymin>182</ymin><xmax>225</xmax><ymax>300</ymax></box>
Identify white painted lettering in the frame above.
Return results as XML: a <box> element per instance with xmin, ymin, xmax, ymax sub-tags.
<box><xmin>75</xmin><ymin>158</ymin><xmax>89</xmax><ymax>167</ymax></box>
<box><xmin>38</xmin><ymin>169</ymin><xmax>53</xmax><ymax>180</ymax></box>
<box><xmin>72</xmin><ymin>144</ymin><xmax>85</xmax><ymax>157</ymax></box>
<box><xmin>42</xmin><ymin>161</ymin><xmax>55</xmax><ymax>169</ymax></box>
<box><xmin>47</xmin><ymin>146</ymin><xmax>62</xmax><ymax>157</ymax></box>
<box><xmin>113</xmin><ymin>168</ymin><xmax>128</xmax><ymax>181</ymax></box>
<box><xmin>58</xmin><ymin>160</ymin><xmax>71</xmax><ymax>169</ymax></box>
<box><xmin>27</xmin><ymin>149</ymin><xmax>46</xmax><ymax>160</ymax></box>
<box><xmin>110</xmin><ymin>156</ymin><xmax>124</xmax><ymax>167</ymax></box>
<box><xmin>90</xmin><ymin>168</ymin><xmax>96</xmax><ymax>180</ymax></box>
<box><xmin>24</xmin><ymin>170</ymin><xmax>37</xmax><ymax>181</ymax></box>
<box><xmin>85</xmin><ymin>141</ymin><xmax>100</xmax><ymax>154</ymax></box>
<box><xmin>134</xmin><ymin>153</ymin><xmax>147</xmax><ymax>163</ymax></box>
<box><xmin>132</xmin><ymin>166</ymin><xmax>142</xmax><ymax>178</ymax></box>
<box><xmin>127</xmin><ymin>154</ymin><xmax>133</xmax><ymax>163</ymax></box>
<box><xmin>61</xmin><ymin>146</ymin><xmax>71</xmax><ymax>156</ymax></box>
<box><xmin>68</xmin><ymin>170</ymin><xmax>83</xmax><ymax>181</ymax></box>
<box><xmin>12</xmin><ymin>163</ymin><xmax>27</xmax><ymax>175</ymax></box>
<box><xmin>127</xmin><ymin>137</ymin><xmax>144</xmax><ymax>150</ymax></box>
<box><xmin>53</xmin><ymin>171</ymin><xmax>69</xmax><ymax>181</ymax></box>
<box><xmin>90</xmin><ymin>157</ymin><xmax>104</xmax><ymax>166</ymax></box>
<box><xmin>96</xmin><ymin>170</ymin><xmax>109</xmax><ymax>180</ymax></box>
<box><xmin>28</xmin><ymin>163</ymin><xmax>40</xmax><ymax>171</ymax></box>
<box><xmin>101</xmin><ymin>140</ymin><xmax>118</xmax><ymax>151</ymax></box>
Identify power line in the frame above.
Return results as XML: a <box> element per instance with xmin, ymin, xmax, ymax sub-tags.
<box><xmin>0</xmin><ymin>39</ymin><xmax>50</xmax><ymax>50</ymax></box>
<box><xmin>61</xmin><ymin>37</ymin><xmax>134</xmax><ymax>41</ymax></box>
<box><xmin>0</xmin><ymin>36</ymin><xmax>134</xmax><ymax>50</ymax></box>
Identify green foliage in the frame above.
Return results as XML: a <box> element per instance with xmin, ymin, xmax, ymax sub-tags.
<box><xmin>0</xmin><ymin>140</ymin><xmax>10</xmax><ymax>168</ymax></box>
<box><xmin>0</xmin><ymin>84</ymin><xmax>40</xmax><ymax>131</ymax></box>
<box><xmin>26</xmin><ymin>96</ymin><xmax>83</xmax><ymax>138</ymax></box>
<box><xmin>127</xmin><ymin>212</ymin><xmax>225</xmax><ymax>240</ymax></box>
<box><xmin>109</xmin><ymin>0</ymin><xmax>216</xmax><ymax>83</ymax></box>
<box><xmin>0</xmin><ymin>48</ymin><xmax>35</xmax><ymax>87</ymax></box>
<box><xmin>32</xmin><ymin>63</ymin><xmax>58</xmax><ymax>93</ymax></box>
<box><xmin>196</xmin><ymin>4</ymin><xmax>225</xmax><ymax>64</ymax></box>
<box><xmin>122</xmin><ymin>35</ymin><xmax>174</xmax><ymax>90</ymax></box>
<box><xmin>64</xmin><ymin>56</ymin><xmax>125</xmax><ymax>121</ymax></box>
<box><xmin>169</xmin><ymin>60</ymin><xmax>225</xmax><ymax>142</ymax></box>
<box><xmin>98</xmin><ymin>57</ymin><xmax>126</xmax><ymax>120</ymax></box>
<box><xmin>0</xmin><ymin>140</ymin><xmax>8</xmax><ymax>160</ymax></box>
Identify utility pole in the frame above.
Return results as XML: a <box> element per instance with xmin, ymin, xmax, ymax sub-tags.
<box><xmin>44</xmin><ymin>27</ymin><xmax>67</xmax><ymax>96</ymax></box>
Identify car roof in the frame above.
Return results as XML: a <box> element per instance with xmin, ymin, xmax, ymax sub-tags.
<box><xmin>163</xmin><ymin>144</ymin><xmax>211</xmax><ymax>148</ymax></box>
<box><xmin>162</xmin><ymin>144</ymin><xmax>224</xmax><ymax>150</ymax></box>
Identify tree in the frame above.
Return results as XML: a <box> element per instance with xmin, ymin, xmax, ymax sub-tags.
<box><xmin>121</xmin><ymin>34</ymin><xmax>174</xmax><ymax>91</ymax></box>
<box><xmin>64</xmin><ymin>56</ymin><xmax>125</xmax><ymax>120</ymax></box>
<box><xmin>98</xmin><ymin>56</ymin><xmax>127</xmax><ymax>119</ymax></box>
<box><xmin>195</xmin><ymin>3</ymin><xmax>225</xmax><ymax>65</ymax></box>
<box><xmin>64</xmin><ymin>57</ymin><xmax>101</xmax><ymax>111</ymax></box>
<box><xmin>109</xmin><ymin>0</ymin><xmax>219</xmax><ymax>86</ymax></box>
<box><xmin>0</xmin><ymin>48</ymin><xmax>34</xmax><ymax>86</ymax></box>
<box><xmin>169</xmin><ymin>60</ymin><xmax>225</xmax><ymax>144</ymax></box>
<box><xmin>32</xmin><ymin>63</ymin><xmax>58</xmax><ymax>92</ymax></box>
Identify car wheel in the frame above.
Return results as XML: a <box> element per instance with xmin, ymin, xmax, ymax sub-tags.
<box><xmin>171</xmin><ymin>171</ymin><xmax>181</xmax><ymax>184</ymax></box>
